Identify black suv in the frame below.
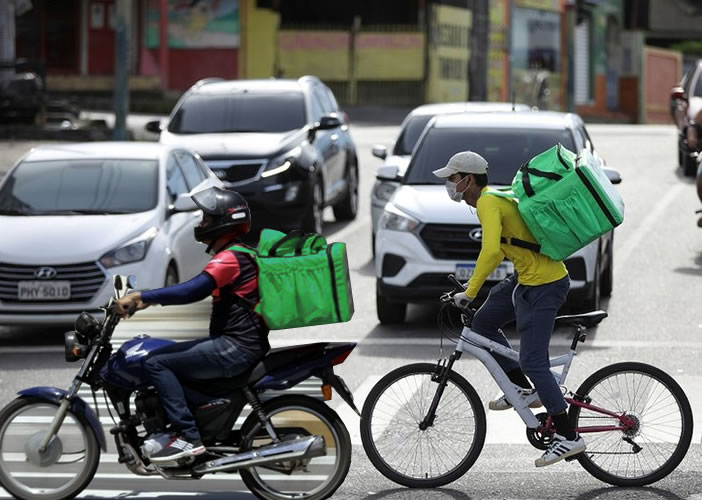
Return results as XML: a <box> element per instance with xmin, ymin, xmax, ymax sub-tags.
<box><xmin>148</xmin><ymin>76</ymin><xmax>359</xmax><ymax>235</ymax></box>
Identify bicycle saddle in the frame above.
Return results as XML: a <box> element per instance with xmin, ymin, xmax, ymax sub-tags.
<box><xmin>555</xmin><ymin>310</ymin><xmax>608</xmax><ymax>329</ymax></box>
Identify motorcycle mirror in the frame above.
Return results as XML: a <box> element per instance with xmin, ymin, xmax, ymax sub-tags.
<box><xmin>113</xmin><ymin>275</ymin><xmax>129</xmax><ymax>299</ymax></box>
<box><xmin>127</xmin><ymin>275</ymin><xmax>137</xmax><ymax>291</ymax></box>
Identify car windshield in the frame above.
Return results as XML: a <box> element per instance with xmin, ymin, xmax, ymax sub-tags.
<box><xmin>404</xmin><ymin>127</ymin><xmax>576</xmax><ymax>185</ymax></box>
<box><xmin>0</xmin><ymin>159</ymin><xmax>159</xmax><ymax>215</ymax></box>
<box><xmin>393</xmin><ymin>115</ymin><xmax>434</xmax><ymax>156</ymax></box>
<box><xmin>168</xmin><ymin>92</ymin><xmax>307</xmax><ymax>134</ymax></box>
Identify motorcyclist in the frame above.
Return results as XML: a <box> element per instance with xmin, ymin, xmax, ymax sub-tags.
<box><xmin>114</xmin><ymin>186</ymin><xmax>269</xmax><ymax>462</ymax></box>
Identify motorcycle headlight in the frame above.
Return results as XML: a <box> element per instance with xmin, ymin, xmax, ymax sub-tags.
<box><xmin>380</xmin><ymin>206</ymin><xmax>419</xmax><ymax>232</ymax></box>
<box><xmin>373</xmin><ymin>182</ymin><xmax>399</xmax><ymax>203</ymax></box>
<box><xmin>100</xmin><ymin>227</ymin><xmax>157</xmax><ymax>268</ymax></box>
<box><xmin>75</xmin><ymin>311</ymin><xmax>100</xmax><ymax>339</ymax></box>
<box><xmin>262</xmin><ymin>147</ymin><xmax>302</xmax><ymax>178</ymax></box>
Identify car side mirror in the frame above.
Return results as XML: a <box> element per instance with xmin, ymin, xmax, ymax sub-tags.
<box><xmin>602</xmin><ymin>167</ymin><xmax>622</xmax><ymax>185</ymax></box>
<box><xmin>671</xmin><ymin>86</ymin><xmax>687</xmax><ymax>103</ymax></box>
<box><xmin>145</xmin><ymin>120</ymin><xmax>163</xmax><ymax>134</ymax></box>
<box><xmin>318</xmin><ymin>114</ymin><xmax>342</xmax><ymax>130</ymax></box>
<box><xmin>377</xmin><ymin>165</ymin><xmax>400</xmax><ymax>181</ymax></box>
<box><xmin>372</xmin><ymin>145</ymin><xmax>388</xmax><ymax>160</ymax></box>
<box><xmin>170</xmin><ymin>193</ymin><xmax>198</xmax><ymax>214</ymax></box>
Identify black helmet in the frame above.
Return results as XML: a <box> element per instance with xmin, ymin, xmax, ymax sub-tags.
<box><xmin>192</xmin><ymin>187</ymin><xmax>251</xmax><ymax>243</ymax></box>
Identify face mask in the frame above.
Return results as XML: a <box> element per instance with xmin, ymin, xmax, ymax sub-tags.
<box><xmin>445</xmin><ymin>178</ymin><xmax>468</xmax><ymax>202</ymax></box>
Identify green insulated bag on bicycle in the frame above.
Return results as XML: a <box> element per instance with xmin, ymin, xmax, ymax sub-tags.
<box><xmin>230</xmin><ymin>229</ymin><xmax>354</xmax><ymax>330</ymax></box>
<box><xmin>489</xmin><ymin>143</ymin><xmax>624</xmax><ymax>261</ymax></box>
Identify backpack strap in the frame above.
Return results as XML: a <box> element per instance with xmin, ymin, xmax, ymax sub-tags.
<box><xmin>483</xmin><ymin>192</ymin><xmax>542</xmax><ymax>254</ymax></box>
<box><xmin>226</xmin><ymin>245</ymin><xmax>258</xmax><ymax>310</ymax></box>
<box><xmin>500</xmin><ymin>236</ymin><xmax>541</xmax><ymax>253</ymax></box>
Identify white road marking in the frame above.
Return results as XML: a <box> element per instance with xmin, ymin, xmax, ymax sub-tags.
<box><xmin>613</xmin><ymin>182</ymin><xmax>685</xmax><ymax>275</ymax></box>
<box><xmin>4</xmin><ymin>335</ymin><xmax>702</xmax><ymax>355</ymax></box>
<box><xmin>332</xmin><ymin>375</ymin><xmax>381</xmax><ymax>445</ymax></box>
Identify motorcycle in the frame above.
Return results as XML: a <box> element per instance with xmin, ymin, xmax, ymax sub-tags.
<box><xmin>0</xmin><ymin>275</ymin><xmax>358</xmax><ymax>500</ymax></box>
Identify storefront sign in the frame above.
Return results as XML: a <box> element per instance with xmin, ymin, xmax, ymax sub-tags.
<box><xmin>146</xmin><ymin>0</ymin><xmax>239</xmax><ymax>49</ymax></box>
<box><xmin>514</xmin><ymin>0</ymin><xmax>560</xmax><ymax>12</ymax></box>
<box><xmin>426</xmin><ymin>5</ymin><xmax>472</xmax><ymax>102</ymax></box>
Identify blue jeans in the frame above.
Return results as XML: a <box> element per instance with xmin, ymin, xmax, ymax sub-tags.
<box><xmin>143</xmin><ymin>336</ymin><xmax>260</xmax><ymax>441</ymax></box>
<box><xmin>471</xmin><ymin>273</ymin><xmax>570</xmax><ymax>415</ymax></box>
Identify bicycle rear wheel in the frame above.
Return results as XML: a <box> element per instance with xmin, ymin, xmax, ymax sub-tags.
<box><xmin>568</xmin><ymin>362</ymin><xmax>693</xmax><ymax>486</ymax></box>
<box><xmin>360</xmin><ymin>363</ymin><xmax>486</xmax><ymax>488</ymax></box>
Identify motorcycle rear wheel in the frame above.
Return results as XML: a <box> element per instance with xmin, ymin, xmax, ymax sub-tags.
<box><xmin>0</xmin><ymin>397</ymin><xmax>100</xmax><ymax>500</ymax></box>
<box><xmin>238</xmin><ymin>395</ymin><xmax>351</xmax><ymax>500</ymax></box>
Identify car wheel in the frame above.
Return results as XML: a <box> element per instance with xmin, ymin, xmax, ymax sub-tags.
<box><xmin>376</xmin><ymin>292</ymin><xmax>407</xmax><ymax>324</ymax></box>
<box><xmin>682</xmin><ymin>152</ymin><xmax>698</xmax><ymax>177</ymax></box>
<box><xmin>583</xmin><ymin>254</ymin><xmax>601</xmax><ymax>312</ymax></box>
<box><xmin>302</xmin><ymin>177</ymin><xmax>324</xmax><ymax>234</ymax></box>
<box><xmin>600</xmin><ymin>239</ymin><xmax>613</xmax><ymax>297</ymax></box>
<box><xmin>165</xmin><ymin>263</ymin><xmax>179</xmax><ymax>287</ymax></box>
<box><xmin>333</xmin><ymin>161</ymin><xmax>358</xmax><ymax>221</ymax></box>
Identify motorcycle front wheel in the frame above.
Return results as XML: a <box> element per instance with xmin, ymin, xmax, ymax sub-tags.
<box><xmin>0</xmin><ymin>397</ymin><xmax>101</xmax><ymax>500</ymax></box>
<box><xmin>238</xmin><ymin>395</ymin><xmax>351</xmax><ymax>500</ymax></box>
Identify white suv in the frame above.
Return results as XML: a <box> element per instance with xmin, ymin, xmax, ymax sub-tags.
<box><xmin>374</xmin><ymin>111</ymin><xmax>622</xmax><ymax>324</ymax></box>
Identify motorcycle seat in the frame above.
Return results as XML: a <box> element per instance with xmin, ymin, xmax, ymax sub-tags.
<box><xmin>181</xmin><ymin>342</ymin><xmax>333</xmax><ymax>397</ymax></box>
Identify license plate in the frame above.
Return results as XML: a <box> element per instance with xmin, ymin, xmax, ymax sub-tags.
<box><xmin>18</xmin><ymin>281</ymin><xmax>71</xmax><ymax>301</ymax></box>
<box><xmin>455</xmin><ymin>262</ymin><xmax>513</xmax><ymax>281</ymax></box>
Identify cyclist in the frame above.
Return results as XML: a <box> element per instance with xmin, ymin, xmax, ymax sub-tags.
<box><xmin>114</xmin><ymin>187</ymin><xmax>269</xmax><ymax>462</ymax></box>
<box><xmin>433</xmin><ymin>151</ymin><xmax>585</xmax><ymax>466</ymax></box>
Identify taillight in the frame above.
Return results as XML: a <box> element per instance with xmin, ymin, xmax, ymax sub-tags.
<box><xmin>331</xmin><ymin>349</ymin><xmax>352</xmax><ymax>366</ymax></box>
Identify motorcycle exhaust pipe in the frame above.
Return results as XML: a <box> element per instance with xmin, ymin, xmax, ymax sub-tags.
<box><xmin>194</xmin><ymin>435</ymin><xmax>326</xmax><ymax>474</ymax></box>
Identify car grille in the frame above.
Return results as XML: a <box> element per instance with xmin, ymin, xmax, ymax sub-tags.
<box><xmin>205</xmin><ymin>160</ymin><xmax>266</xmax><ymax>184</ymax></box>
<box><xmin>419</xmin><ymin>224</ymin><xmax>482</xmax><ymax>260</ymax></box>
<box><xmin>0</xmin><ymin>262</ymin><xmax>106</xmax><ymax>303</ymax></box>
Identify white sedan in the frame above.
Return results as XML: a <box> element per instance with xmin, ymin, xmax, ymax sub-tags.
<box><xmin>0</xmin><ymin>142</ymin><xmax>222</xmax><ymax>326</ymax></box>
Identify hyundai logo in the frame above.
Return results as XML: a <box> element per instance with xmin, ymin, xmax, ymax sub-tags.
<box><xmin>34</xmin><ymin>266</ymin><xmax>57</xmax><ymax>280</ymax></box>
<box><xmin>468</xmin><ymin>228</ymin><xmax>483</xmax><ymax>242</ymax></box>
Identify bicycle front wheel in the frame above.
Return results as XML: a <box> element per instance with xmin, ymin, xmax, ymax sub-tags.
<box><xmin>360</xmin><ymin>363</ymin><xmax>486</xmax><ymax>488</ymax></box>
<box><xmin>569</xmin><ymin>362</ymin><xmax>693</xmax><ymax>486</ymax></box>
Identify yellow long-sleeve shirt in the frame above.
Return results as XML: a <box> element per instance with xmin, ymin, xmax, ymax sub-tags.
<box><xmin>465</xmin><ymin>187</ymin><xmax>568</xmax><ymax>299</ymax></box>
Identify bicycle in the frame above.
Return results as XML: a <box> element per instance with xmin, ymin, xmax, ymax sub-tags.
<box><xmin>360</xmin><ymin>275</ymin><xmax>693</xmax><ymax>488</ymax></box>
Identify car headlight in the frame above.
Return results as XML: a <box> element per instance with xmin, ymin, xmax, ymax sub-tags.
<box><xmin>262</xmin><ymin>147</ymin><xmax>302</xmax><ymax>178</ymax></box>
<box><xmin>373</xmin><ymin>181</ymin><xmax>399</xmax><ymax>203</ymax></box>
<box><xmin>100</xmin><ymin>227</ymin><xmax>158</xmax><ymax>268</ymax></box>
<box><xmin>380</xmin><ymin>206</ymin><xmax>419</xmax><ymax>232</ymax></box>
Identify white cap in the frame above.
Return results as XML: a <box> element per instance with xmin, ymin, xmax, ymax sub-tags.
<box><xmin>432</xmin><ymin>151</ymin><xmax>488</xmax><ymax>178</ymax></box>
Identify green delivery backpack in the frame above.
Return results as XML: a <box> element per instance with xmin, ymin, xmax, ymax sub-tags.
<box><xmin>489</xmin><ymin>143</ymin><xmax>624</xmax><ymax>261</ymax></box>
<box><xmin>230</xmin><ymin>229</ymin><xmax>354</xmax><ymax>330</ymax></box>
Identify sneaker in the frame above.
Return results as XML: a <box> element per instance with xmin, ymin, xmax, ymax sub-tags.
<box><xmin>149</xmin><ymin>435</ymin><xmax>206</xmax><ymax>463</ymax></box>
<box><xmin>534</xmin><ymin>433</ymin><xmax>586</xmax><ymax>467</ymax></box>
<box><xmin>488</xmin><ymin>388</ymin><xmax>542</xmax><ymax>411</ymax></box>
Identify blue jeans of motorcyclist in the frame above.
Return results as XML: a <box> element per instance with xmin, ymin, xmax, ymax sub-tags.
<box><xmin>143</xmin><ymin>335</ymin><xmax>260</xmax><ymax>441</ymax></box>
<box><xmin>470</xmin><ymin>273</ymin><xmax>570</xmax><ymax>415</ymax></box>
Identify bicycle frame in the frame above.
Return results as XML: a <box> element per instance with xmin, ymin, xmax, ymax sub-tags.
<box><xmin>449</xmin><ymin>327</ymin><xmax>636</xmax><ymax>434</ymax></box>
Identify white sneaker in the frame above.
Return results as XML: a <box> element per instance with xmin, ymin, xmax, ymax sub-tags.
<box><xmin>534</xmin><ymin>433</ymin><xmax>586</xmax><ymax>467</ymax></box>
<box><xmin>488</xmin><ymin>388</ymin><xmax>542</xmax><ymax>411</ymax></box>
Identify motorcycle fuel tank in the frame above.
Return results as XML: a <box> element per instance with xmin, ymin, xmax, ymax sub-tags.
<box><xmin>100</xmin><ymin>335</ymin><xmax>174</xmax><ymax>390</ymax></box>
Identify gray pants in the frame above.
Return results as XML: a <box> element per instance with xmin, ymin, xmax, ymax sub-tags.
<box><xmin>471</xmin><ymin>273</ymin><xmax>570</xmax><ymax>415</ymax></box>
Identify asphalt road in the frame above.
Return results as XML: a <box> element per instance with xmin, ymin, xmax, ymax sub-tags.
<box><xmin>0</xmin><ymin>122</ymin><xmax>701</xmax><ymax>499</ymax></box>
